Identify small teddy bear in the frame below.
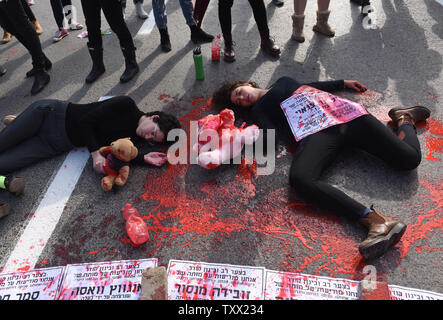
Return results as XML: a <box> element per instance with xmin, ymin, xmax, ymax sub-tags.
<box><xmin>99</xmin><ymin>138</ymin><xmax>138</xmax><ymax>191</ymax></box>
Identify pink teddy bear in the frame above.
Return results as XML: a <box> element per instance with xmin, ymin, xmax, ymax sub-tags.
<box><xmin>194</xmin><ymin>109</ymin><xmax>260</xmax><ymax>169</ymax></box>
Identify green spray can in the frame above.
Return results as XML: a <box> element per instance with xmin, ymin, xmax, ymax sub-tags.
<box><xmin>193</xmin><ymin>46</ymin><xmax>205</xmax><ymax>80</ymax></box>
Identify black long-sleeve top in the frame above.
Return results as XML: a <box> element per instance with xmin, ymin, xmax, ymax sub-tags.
<box><xmin>65</xmin><ymin>96</ymin><xmax>163</xmax><ymax>164</ymax></box>
<box><xmin>252</xmin><ymin>77</ymin><xmax>345</xmax><ymax>145</ymax></box>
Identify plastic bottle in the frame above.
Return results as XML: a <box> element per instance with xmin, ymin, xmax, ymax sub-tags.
<box><xmin>193</xmin><ymin>46</ymin><xmax>205</xmax><ymax>80</ymax></box>
<box><xmin>122</xmin><ymin>203</ymin><xmax>150</xmax><ymax>246</ymax></box>
<box><xmin>211</xmin><ymin>34</ymin><xmax>221</xmax><ymax>61</ymax></box>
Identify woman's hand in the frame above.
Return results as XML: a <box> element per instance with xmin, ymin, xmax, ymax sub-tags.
<box><xmin>144</xmin><ymin>152</ymin><xmax>168</xmax><ymax>167</ymax></box>
<box><xmin>344</xmin><ymin>80</ymin><xmax>367</xmax><ymax>93</ymax></box>
<box><xmin>91</xmin><ymin>150</ymin><xmax>106</xmax><ymax>174</ymax></box>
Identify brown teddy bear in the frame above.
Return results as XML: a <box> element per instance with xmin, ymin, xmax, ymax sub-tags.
<box><xmin>99</xmin><ymin>138</ymin><xmax>138</xmax><ymax>191</ymax></box>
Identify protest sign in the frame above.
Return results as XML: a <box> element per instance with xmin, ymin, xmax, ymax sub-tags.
<box><xmin>280</xmin><ymin>85</ymin><xmax>368</xmax><ymax>141</ymax></box>
<box><xmin>389</xmin><ymin>285</ymin><xmax>443</xmax><ymax>300</ymax></box>
<box><xmin>167</xmin><ymin>260</ymin><xmax>265</xmax><ymax>300</ymax></box>
<box><xmin>0</xmin><ymin>267</ymin><xmax>64</xmax><ymax>300</ymax></box>
<box><xmin>56</xmin><ymin>258</ymin><xmax>157</xmax><ymax>300</ymax></box>
<box><xmin>264</xmin><ymin>269</ymin><xmax>360</xmax><ymax>300</ymax></box>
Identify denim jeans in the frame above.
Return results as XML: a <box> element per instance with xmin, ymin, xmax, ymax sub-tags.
<box><xmin>152</xmin><ymin>0</ymin><xmax>197</xmax><ymax>29</ymax></box>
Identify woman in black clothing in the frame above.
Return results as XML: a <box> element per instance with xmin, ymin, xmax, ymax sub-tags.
<box><xmin>211</xmin><ymin>77</ymin><xmax>431</xmax><ymax>260</ymax></box>
<box><xmin>0</xmin><ymin>96</ymin><xmax>181</xmax><ymax>175</ymax></box>
<box><xmin>80</xmin><ymin>0</ymin><xmax>139</xmax><ymax>83</ymax></box>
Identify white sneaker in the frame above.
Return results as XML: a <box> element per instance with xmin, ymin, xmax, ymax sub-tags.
<box><xmin>135</xmin><ymin>3</ymin><xmax>148</xmax><ymax>19</ymax></box>
<box><xmin>69</xmin><ymin>20</ymin><xmax>84</xmax><ymax>31</ymax></box>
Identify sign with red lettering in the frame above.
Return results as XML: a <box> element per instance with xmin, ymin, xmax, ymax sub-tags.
<box><xmin>56</xmin><ymin>258</ymin><xmax>157</xmax><ymax>300</ymax></box>
<box><xmin>280</xmin><ymin>85</ymin><xmax>368</xmax><ymax>141</ymax></box>
<box><xmin>167</xmin><ymin>260</ymin><xmax>265</xmax><ymax>300</ymax></box>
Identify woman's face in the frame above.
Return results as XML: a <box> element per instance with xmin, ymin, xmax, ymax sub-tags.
<box><xmin>136</xmin><ymin>115</ymin><xmax>165</xmax><ymax>143</ymax></box>
<box><xmin>230</xmin><ymin>83</ymin><xmax>259</xmax><ymax>107</ymax></box>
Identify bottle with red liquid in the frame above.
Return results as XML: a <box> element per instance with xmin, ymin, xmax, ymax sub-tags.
<box><xmin>211</xmin><ymin>34</ymin><xmax>222</xmax><ymax>61</ymax></box>
<box><xmin>122</xmin><ymin>203</ymin><xmax>150</xmax><ymax>246</ymax></box>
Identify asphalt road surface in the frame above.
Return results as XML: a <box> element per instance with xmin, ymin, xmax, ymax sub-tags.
<box><xmin>0</xmin><ymin>0</ymin><xmax>441</xmax><ymax>295</ymax></box>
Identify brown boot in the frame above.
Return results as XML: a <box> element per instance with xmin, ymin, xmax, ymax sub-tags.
<box><xmin>2</xmin><ymin>30</ymin><xmax>11</xmax><ymax>44</ymax></box>
<box><xmin>3</xmin><ymin>115</ymin><xmax>16</xmax><ymax>126</ymax></box>
<box><xmin>32</xmin><ymin>20</ymin><xmax>43</xmax><ymax>35</ymax></box>
<box><xmin>291</xmin><ymin>14</ymin><xmax>305</xmax><ymax>43</ymax></box>
<box><xmin>358</xmin><ymin>206</ymin><xmax>407</xmax><ymax>260</ymax></box>
<box><xmin>388</xmin><ymin>106</ymin><xmax>431</xmax><ymax>127</ymax></box>
<box><xmin>0</xmin><ymin>203</ymin><xmax>10</xmax><ymax>219</ymax></box>
<box><xmin>313</xmin><ymin>10</ymin><xmax>335</xmax><ymax>37</ymax></box>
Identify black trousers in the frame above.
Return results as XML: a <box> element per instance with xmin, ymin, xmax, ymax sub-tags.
<box><xmin>218</xmin><ymin>0</ymin><xmax>269</xmax><ymax>38</ymax></box>
<box><xmin>0</xmin><ymin>0</ymin><xmax>45</xmax><ymax>69</ymax></box>
<box><xmin>0</xmin><ymin>100</ymin><xmax>74</xmax><ymax>174</ymax></box>
<box><xmin>289</xmin><ymin>115</ymin><xmax>421</xmax><ymax>220</ymax></box>
<box><xmin>80</xmin><ymin>0</ymin><xmax>135</xmax><ymax>50</ymax></box>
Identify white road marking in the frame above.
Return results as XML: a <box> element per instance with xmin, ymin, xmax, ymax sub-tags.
<box><xmin>436</xmin><ymin>0</ymin><xmax>443</xmax><ymax>6</ymax></box>
<box><xmin>1</xmin><ymin>148</ymin><xmax>90</xmax><ymax>273</ymax></box>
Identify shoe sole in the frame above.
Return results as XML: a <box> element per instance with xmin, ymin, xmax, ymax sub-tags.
<box><xmin>388</xmin><ymin>106</ymin><xmax>431</xmax><ymax>123</ymax></box>
<box><xmin>359</xmin><ymin>222</ymin><xmax>407</xmax><ymax>260</ymax></box>
<box><xmin>9</xmin><ymin>177</ymin><xmax>25</xmax><ymax>196</ymax></box>
<box><xmin>0</xmin><ymin>203</ymin><xmax>10</xmax><ymax>219</ymax></box>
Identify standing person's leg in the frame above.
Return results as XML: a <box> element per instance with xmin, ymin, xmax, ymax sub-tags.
<box><xmin>247</xmin><ymin>0</ymin><xmax>280</xmax><ymax>57</ymax></box>
<box><xmin>313</xmin><ymin>0</ymin><xmax>335</xmax><ymax>37</ymax></box>
<box><xmin>0</xmin><ymin>0</ymin><xmax>50</xmax><ymax>95</ymax></box>
<box><xmin>133</xmin><ymin>0</ymin><xmax>148</xmax><ymax>19</ymax></box>
<box><xmin>218</xmin><ymin>0</ymin><xmax>235</xmax><ymax>62</ymax></box>
<box><xmin>179</xmin><ymin>0</ymin><xmax>213</xmax><ymax>43</ymax></box>
<box><xmin>20</xmin><ymin>0</ymin><xmax>43</xmax><ymax>35</ymax></box>
<box><xmin>50</xmin><ymin>0</ymin><xmax>69</xmax><ymax>42</ymax></box>
<box><xmin>100</xmin><ymin>0</ymin><xmax>139</xmax><ymax>83</ymax></box>
<box><xmin>62</xmin><ymin>0</ymin><xmax>83</xmax><ymax>30</ymax></box>
<box><xmin>81</xmin><ymin>0</ymin><xmax>105</xmax><ymax>83</ymax></box>
<box><xmin>152</xmin><ymin>0</ymin><xmax>171</xmax><ymax>52</ymax></box>
<box><xmin>193</xmin><ymin>0</ymin><xmax>210</xmax><ymax>29</ymax></box>
<box><xmin>292</xmin><ymin>0</ymin><xmax>306</xmax><ymax>42</ymax></box>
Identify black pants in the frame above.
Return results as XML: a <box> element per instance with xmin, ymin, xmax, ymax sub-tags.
<box><xmin>289</xmin><ymin>115</ymin><xmax>421</xmax><ymax>220</ymax></box>
<box><xmin>80</xmin><ymin>0</ymin><xmax>135</xmax><ymax>50</ymax></box>
<box><xmin>218</xmin><ymin>0</ymin><xmax>269</xmax><ymax>38</ymax></box>
<box><xmin>0</xmin><ymin>100</ymin><xmax>74</xmax><ymax>174</ymax></box>
<box><xmin>0</xmin><ymin>0</ymin><xmax>45</xmax><ymax>69</ymax></box>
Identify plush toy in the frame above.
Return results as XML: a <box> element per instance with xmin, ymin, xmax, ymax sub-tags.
<box><xmin>193</xmin><ymin>109</ymin><xmax>260</xmax><ymax>169</ymax></box>
<box><xmin>99</xmin><ymin>138</ymin><xmax>138</xmax><ymax>191</ymax></box>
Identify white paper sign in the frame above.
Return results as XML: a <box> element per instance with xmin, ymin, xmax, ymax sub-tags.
<box><xmin>264</xmin><ymin>270</ymin><xmax>360</xmax><ymax>300</ymax></box>
<box><xmin>389</xmin><ymin>285</ymin><xmax>443</xmax><ymax>300</ymax></box>
<box><xmin>167</xmin><ymin>260</ymin><xmax>265</xmax><ymax>300</ymax></box>
<box><xmin>0</xmin><ymin>267</ymin><xmax>64</xmax><ymax>300</ymax></box>
<box><xmin>56</xmin><ymin>258</ymin><xmax>157</xmax><ymax>300</ymax></box>
<box><xmin>280</xmin><ymin>86</ymin><xmax>368</xmax><ymax>141</ymax></box>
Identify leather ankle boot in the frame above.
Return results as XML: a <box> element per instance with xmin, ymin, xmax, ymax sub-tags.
<box><xmin>223</xmin><ymin>36</ymin><xmax>235</xmax><ymax>62</ymax></box>
<box><xmin>190</xmin><ymin>25</ymin><xmax>214</xmax><ymax>44</ymax></box>
<box><xmin>358</xmin><ymin>206</ymin><xmax>407</xmax><ymax>260</ymax></box>
<box><xmin>3</xmin><ymin>176</ymin><xmax>25</xmax><ymax>196</ymax></box>
<box><xmin>260</xmin><ymin>36</ymin><xmax>281</xmax><ymax>57</ymax></box>
<box><xmin>26</xmin><ymin>54</ymin><xmax>52</xmax><ymax>78</ymax></box>
<box><xmin>85</xmin><ymin>44</ymin><xmax>105</xmax><ymax>83</ymax></box>
<box><xmin>120</xmin><ymin>47</ymin><xmax>139</xmax><ymax>83</ymax></box>
<box><xmin>313</xmin><ymin>10</ymin><xmax>335</xmax><ymax>37</ymax></box>
<box><xmin>388</xmin><ymin>106</ymin><xmax>431</xmax><ymax>127</ymax></box>
<box><xmin>159</xmin><ymin>28</ymin><xmax>171</xmax><ymax>52</ymax></box>
<box><xmin>31</xmin><ymin>69</ymin><xmax>50</xmax><ymax>95</ymax></box>
<box><xmin>0</xmin><ymin>64</ymin><xmax>6</xmax><ymax>76</ymax></box>
<box><xmin>32</xmin><ymin>20</ymin><xmax>43</xmax><ymax>35</ymax></box>
<box><xmin>291</xmin><ymin>14</ymin><xmax>305</xmax><ymax>43</ymax></box>
<box><xmin>2</xmin><ymin>31</ymin><xmax>11</xmax><ymax>43</ymax></box>
<box><xmin>0</xmin><ymin>203</ymin><xmax>10</xmax><ymax>219</ymax></box>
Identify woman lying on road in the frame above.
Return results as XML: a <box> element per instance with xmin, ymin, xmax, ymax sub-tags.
<box><xmin>0</xmin><ymin>96</ymin><xmax>181</xmax><ymax>218</ymax></box>
<box><xmin>211</xmin><ymin>76</ymin><xmax>431</xmax><ymax>260</ymax></box>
